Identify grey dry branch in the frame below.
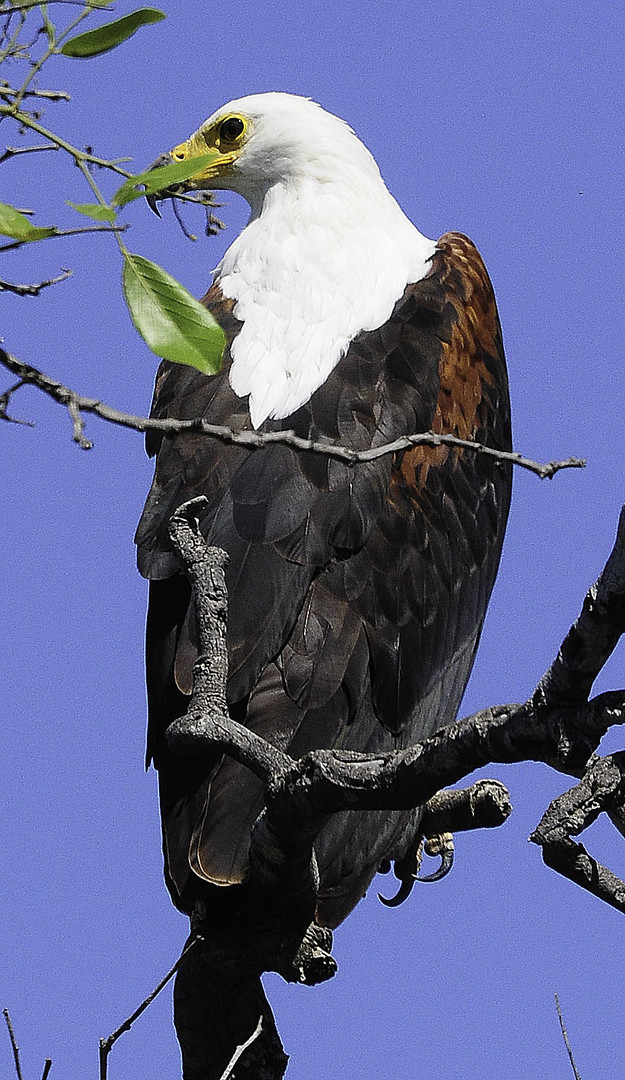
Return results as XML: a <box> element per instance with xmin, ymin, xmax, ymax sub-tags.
<box><xmin>0</xmin><ymin>350</ymin><xmax>585</xmax><ymax>478</ymax></box>
<box><xmin>166</xmin><ymin>497</ymin><xmax>625</xmax><ymax>931</ymax></box>
<box><xmin>0</xmin><ymin>82</ymin><xmax>71</xmax><ymax>102</ymax></box>
<box><xmin>3</xmin><ymin>1009</ymin><xmax>23</xmax><ymax>1080</ymax></box>
<box><xmin>555</xmin><ymin>994</ymin><xmax>583</xmax><ymax>1080</ymax></box>
<box><xmin>98</xmin><ymin>935</ymin><xmax>203</xmax><ymax>1080</ymax></box>
<box><xmin>0</xmin><ymin>267</ymin><xmax>71</xmax><ymax>295</ymax></box>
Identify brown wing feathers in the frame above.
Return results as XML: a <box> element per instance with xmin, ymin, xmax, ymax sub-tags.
<box><xmin>136</xmin><ymin>232</ymin><xmax>512</xmax><ymax>921</ymax></box>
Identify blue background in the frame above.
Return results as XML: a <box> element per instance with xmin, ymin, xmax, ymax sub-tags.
<box><xmin>2</xmin><ymin>2</ymin><xmax>624</xmax><ymax>1077</ymax></box>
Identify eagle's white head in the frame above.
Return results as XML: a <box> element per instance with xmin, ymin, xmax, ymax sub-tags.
<box><xmin>168</xmin><ymin>92</ymin><xmax>385</xmax><ymax>213</ymax></box>
<box><xmin>162</xmin><ymin>93</ymin><xmax>436</xmax><ymax>428</ymax></box>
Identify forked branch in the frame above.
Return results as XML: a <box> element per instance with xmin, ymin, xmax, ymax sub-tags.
<box><xmin>166</xmin><ymin>498</ymin><xmax>625</xmax><ymax>923</ymax></box>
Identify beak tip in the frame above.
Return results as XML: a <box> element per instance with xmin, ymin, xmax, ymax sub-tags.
<box><xmin>146</xmin><ymin>193</ymin><xmax>162</xmax><ymax>217</ymax></box>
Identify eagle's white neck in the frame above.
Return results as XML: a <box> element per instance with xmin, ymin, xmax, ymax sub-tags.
<box><xmin>215</xmin><ymin>170</ymin><xmax>436</xmax><ymax>429</ymax></box>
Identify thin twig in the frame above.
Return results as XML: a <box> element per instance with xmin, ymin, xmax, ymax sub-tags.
<box><xmin>218</xmin><ymin>1016</ymin><xmax>264</xmax><ymax>1080</ymax></box>
<box><xmin>98</xmin><ymin>935</ymin><xmax>203</xmax><ymax>1080</ymax></box>
<box><xmin>0</xmin><ymin>268</ymin><xmax>71</xmax><ymax>295</ymax></box>
<box><xmin>0</xmin><ymin>350</ymin><xmax>585</xmax><ymax>477</ymax></box>
<box><xmin>3</xmin><ymin>1009</ymin><xmax>24</xmax><ymax>1080</ymax></box>
<box><xmin>0</xmin><ymin>104</ymin><xmax>135</xmax><ymax>178</ymax></box>
<box><xmin>555</xmin><ymin>994</ymin><xmax>582</xmax><ymax>1080</ymax></box>
<box><xmin>0</xmin><ymin>83</ymin><xmax>70</xmax><ymax>102</ymax></box>
<box><xmin>0</xmin><ymin>143</ymin><xmax>59</xmax><ymax>164</ymax></box>
<box><xmin>0</xmin><ymin>0</ymin><xmax>106</xmax><ymax>8</ymax></box>
<box><xmin>40</xmin><ymin>1059</ymin><xmax>52</xmax><ymax>1080</ymax></box>
<box><xmin>0</xmin><ymin>377</ymin><xmax>34</xmax><ymax>425</ymax></box>
<box><xmin>0</xmin><ymin>223</ymin><xmax>128</xmax><ymax>252</ymax></box>
<box><xmin>66</xmin><ymin>395</ymin><xmax>92</xmax><ymax>448</ymax></box>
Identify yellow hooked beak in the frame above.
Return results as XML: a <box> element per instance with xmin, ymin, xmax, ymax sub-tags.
<box><xmin>169</xmin><ymin>132</ymin><xmax>238</xmax><ymax>186</ymax></box>
<box><xmin>169</xmin><ymin>113</ymin><xmax>249</xmax><ymax>186</ymax></box>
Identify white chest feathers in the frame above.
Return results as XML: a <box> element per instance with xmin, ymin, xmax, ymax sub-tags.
<box><xmin>215</xmin><ymin>180</ymin><xmax>437</xmax><ymax>429</ymax></box>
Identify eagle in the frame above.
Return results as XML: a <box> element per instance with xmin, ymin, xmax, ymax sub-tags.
<box><xmin>135</xmin><ymin>92</ymin><xmax>512</xmax><ymax>932</ymax></box>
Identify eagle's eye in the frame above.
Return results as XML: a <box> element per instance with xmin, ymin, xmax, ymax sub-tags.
<box><xmin>219</xmin><ymin>116</ymin><xmax>245</xmax><ymax>143</ymax></box>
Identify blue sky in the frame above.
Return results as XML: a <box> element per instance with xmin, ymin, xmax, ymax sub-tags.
<box><xmin>2</xmin><ymin>1</ymin><xmax>625</xmax><ymax>1077</ymax></box>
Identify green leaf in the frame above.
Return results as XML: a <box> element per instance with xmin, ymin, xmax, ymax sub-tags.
<box><xmin>66</xmin><ymin>200</ymin><xmax>117</xmax><ymax>223</ymax></box>
<box><xmin>112</xmin><ymin>154</ymin><xmax>217</xmax><ymax>208</ymax></box>
<box><xmin>60</xmin><ymin>7</ymin><xmax>165</xmax><ymax>58</ymax></box>
<box><xmin>0</xmin><ymin>201</ymin><xmax>57</xmax><ymax>241</ymax></box>
<box><xmin>122</xmin><ymin>252</ymin><xmax>225</xmax><ymax>374</ymax></box>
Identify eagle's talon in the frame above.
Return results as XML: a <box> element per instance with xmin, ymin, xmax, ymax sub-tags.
<box><xmin>416</xmin><ymin>833</ymin><xmax>455</xmax><ymax>882</ymax></box>
<box><xmin>416</xmin><ymin>846</ymin><xmax>455</xmax><ymax>882</ymax></box>
<box><xmin>378</xmin><ymin>875</ymin><xmax>417</xmax><ymax>907</ymax></box>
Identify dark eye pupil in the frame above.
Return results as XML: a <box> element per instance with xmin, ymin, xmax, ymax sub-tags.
<box><xmin>220</xmin><ymin>117</ymin><xmax>244</xmax><ymax>141</ymax></box>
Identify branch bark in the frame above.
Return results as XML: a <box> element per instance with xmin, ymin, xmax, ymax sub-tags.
<box><xmin>161</xmin><ymin>497</ymin><xmax>625</xmax><ymax>1078</ymax></box>
<box><xmin>0</xmin><ymin>350</ymin><xmax>585</xmax><ymax>479</ymax></box>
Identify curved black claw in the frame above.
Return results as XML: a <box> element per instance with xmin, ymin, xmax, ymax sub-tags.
<box><xmin>146</xmin><ymin>193</ymin><xmax>162</xmax><ymax>217</ymax></box>
<box><xmin>378</xmin><ymin>875</ymin><xmax>417</xmax><ymax>907</ymax></box>
<box><xmin>416</xmin><ymin>846</ymin><xmax>455</xmax><ymax>883</ymax></box>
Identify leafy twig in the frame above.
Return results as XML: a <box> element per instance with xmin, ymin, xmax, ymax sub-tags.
<box><xmin>0</xmin><ymin>222</ymin><xmax>128</xmax><ymax>252</ymax></box>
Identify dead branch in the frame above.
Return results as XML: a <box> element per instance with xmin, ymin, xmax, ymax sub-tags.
<box><xmin>160</xmin><ymin>497</ymin><xmax>625</xmax><ymax>1078</ymax></box>
<box><xmin>0</xmin><ymin>350</ymin><xmax>585</xmax><ymax>478</ymax></box>
<box><xmin>98</xmin><ymin>935</ymin><xmax>202</xmax><ymax>1080</ymax></box>
<box><xmin>530</xmin><ymin>753</ymin><xmax>625</xmax><ymax>913</ymax></box>
<box><xmin>0</xmin><ymin>82</ymin><xmax>70</xmax><ymax>102</ymax></box>
<box><xmin>555</xmin><ymin>994</ymin><xmax>583</xmax><ymax>1080</ymax></box>
<box><xmin>0</xmin><ymin>268</ymin><xmax>71</xmax><ymax>296</ymax></box>
<box><xmin>167</xmin><ymin>498</ymin><xmax>625</xmax><ymax>922</ymax></box>
<box><xmin>3</xmin><ymin>1009</ymin><xmax>23</xmax><ymax>1080</ymax></box>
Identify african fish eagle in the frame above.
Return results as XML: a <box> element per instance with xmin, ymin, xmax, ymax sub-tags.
<box><xmin>135</xmin><ymin>92</ymin><xmax>512</xmax><ymax>929</ymax></box>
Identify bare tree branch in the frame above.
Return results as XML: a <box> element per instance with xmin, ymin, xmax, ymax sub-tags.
<box><xmin>0</xmin><ymin>267</ymin><xmax>71</xmax><ymax>295</ymax></box>
<box><xmin>0</xmin><ymin>350</ymin><xmax>585</xmax><ymax>478</ymax></box>
<box><xmin>161</xmin><ymin>495</ymin><xmax>625</xmax><ymax>1078</ymax></box>
<box><xmin>98</xmin><ymin>935</ymin><xmax>203</xmax><ymax>1080</ymax></box>
<box><xmin>535</xmin><ymin>504</ymin><xmax>625</xmax><ymax>708</ymax></box>
<box><xmin>166</xmin><ymin>498</ymin><xmax>625</xmax><ymax>917</ymax></box>
<box><xmin>3</xmin><ymin>1009</ymin><xmax>24</xmax><ymax>1080</ymax></box>
<box><xmin>0</xmin><ymin>377</ymin><xmax>34</xmax><ymax>425</ymax></box>
<box><xmin>0</xmin><ymin>82</ymin><xmax>70</xmax><ymax>102</ymax></box>
<box><xmin>217</xmin><ymin>1016</ymin><xmax>263</xmax><ymax>1080</ymax></box>
<box><xmin>531</xmin><ymin>753</ymin><xmax>625</xmax><ymax>913</ymax></box>
<box><xmin>0</xmin><ymin>142</ymin><xmax>59</xmax><ymax>163</ymax></box>
<box><xmin>555</xmin><ymin>994</ymin><xmax>583</xmax><ymax>1080</ymax></box>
